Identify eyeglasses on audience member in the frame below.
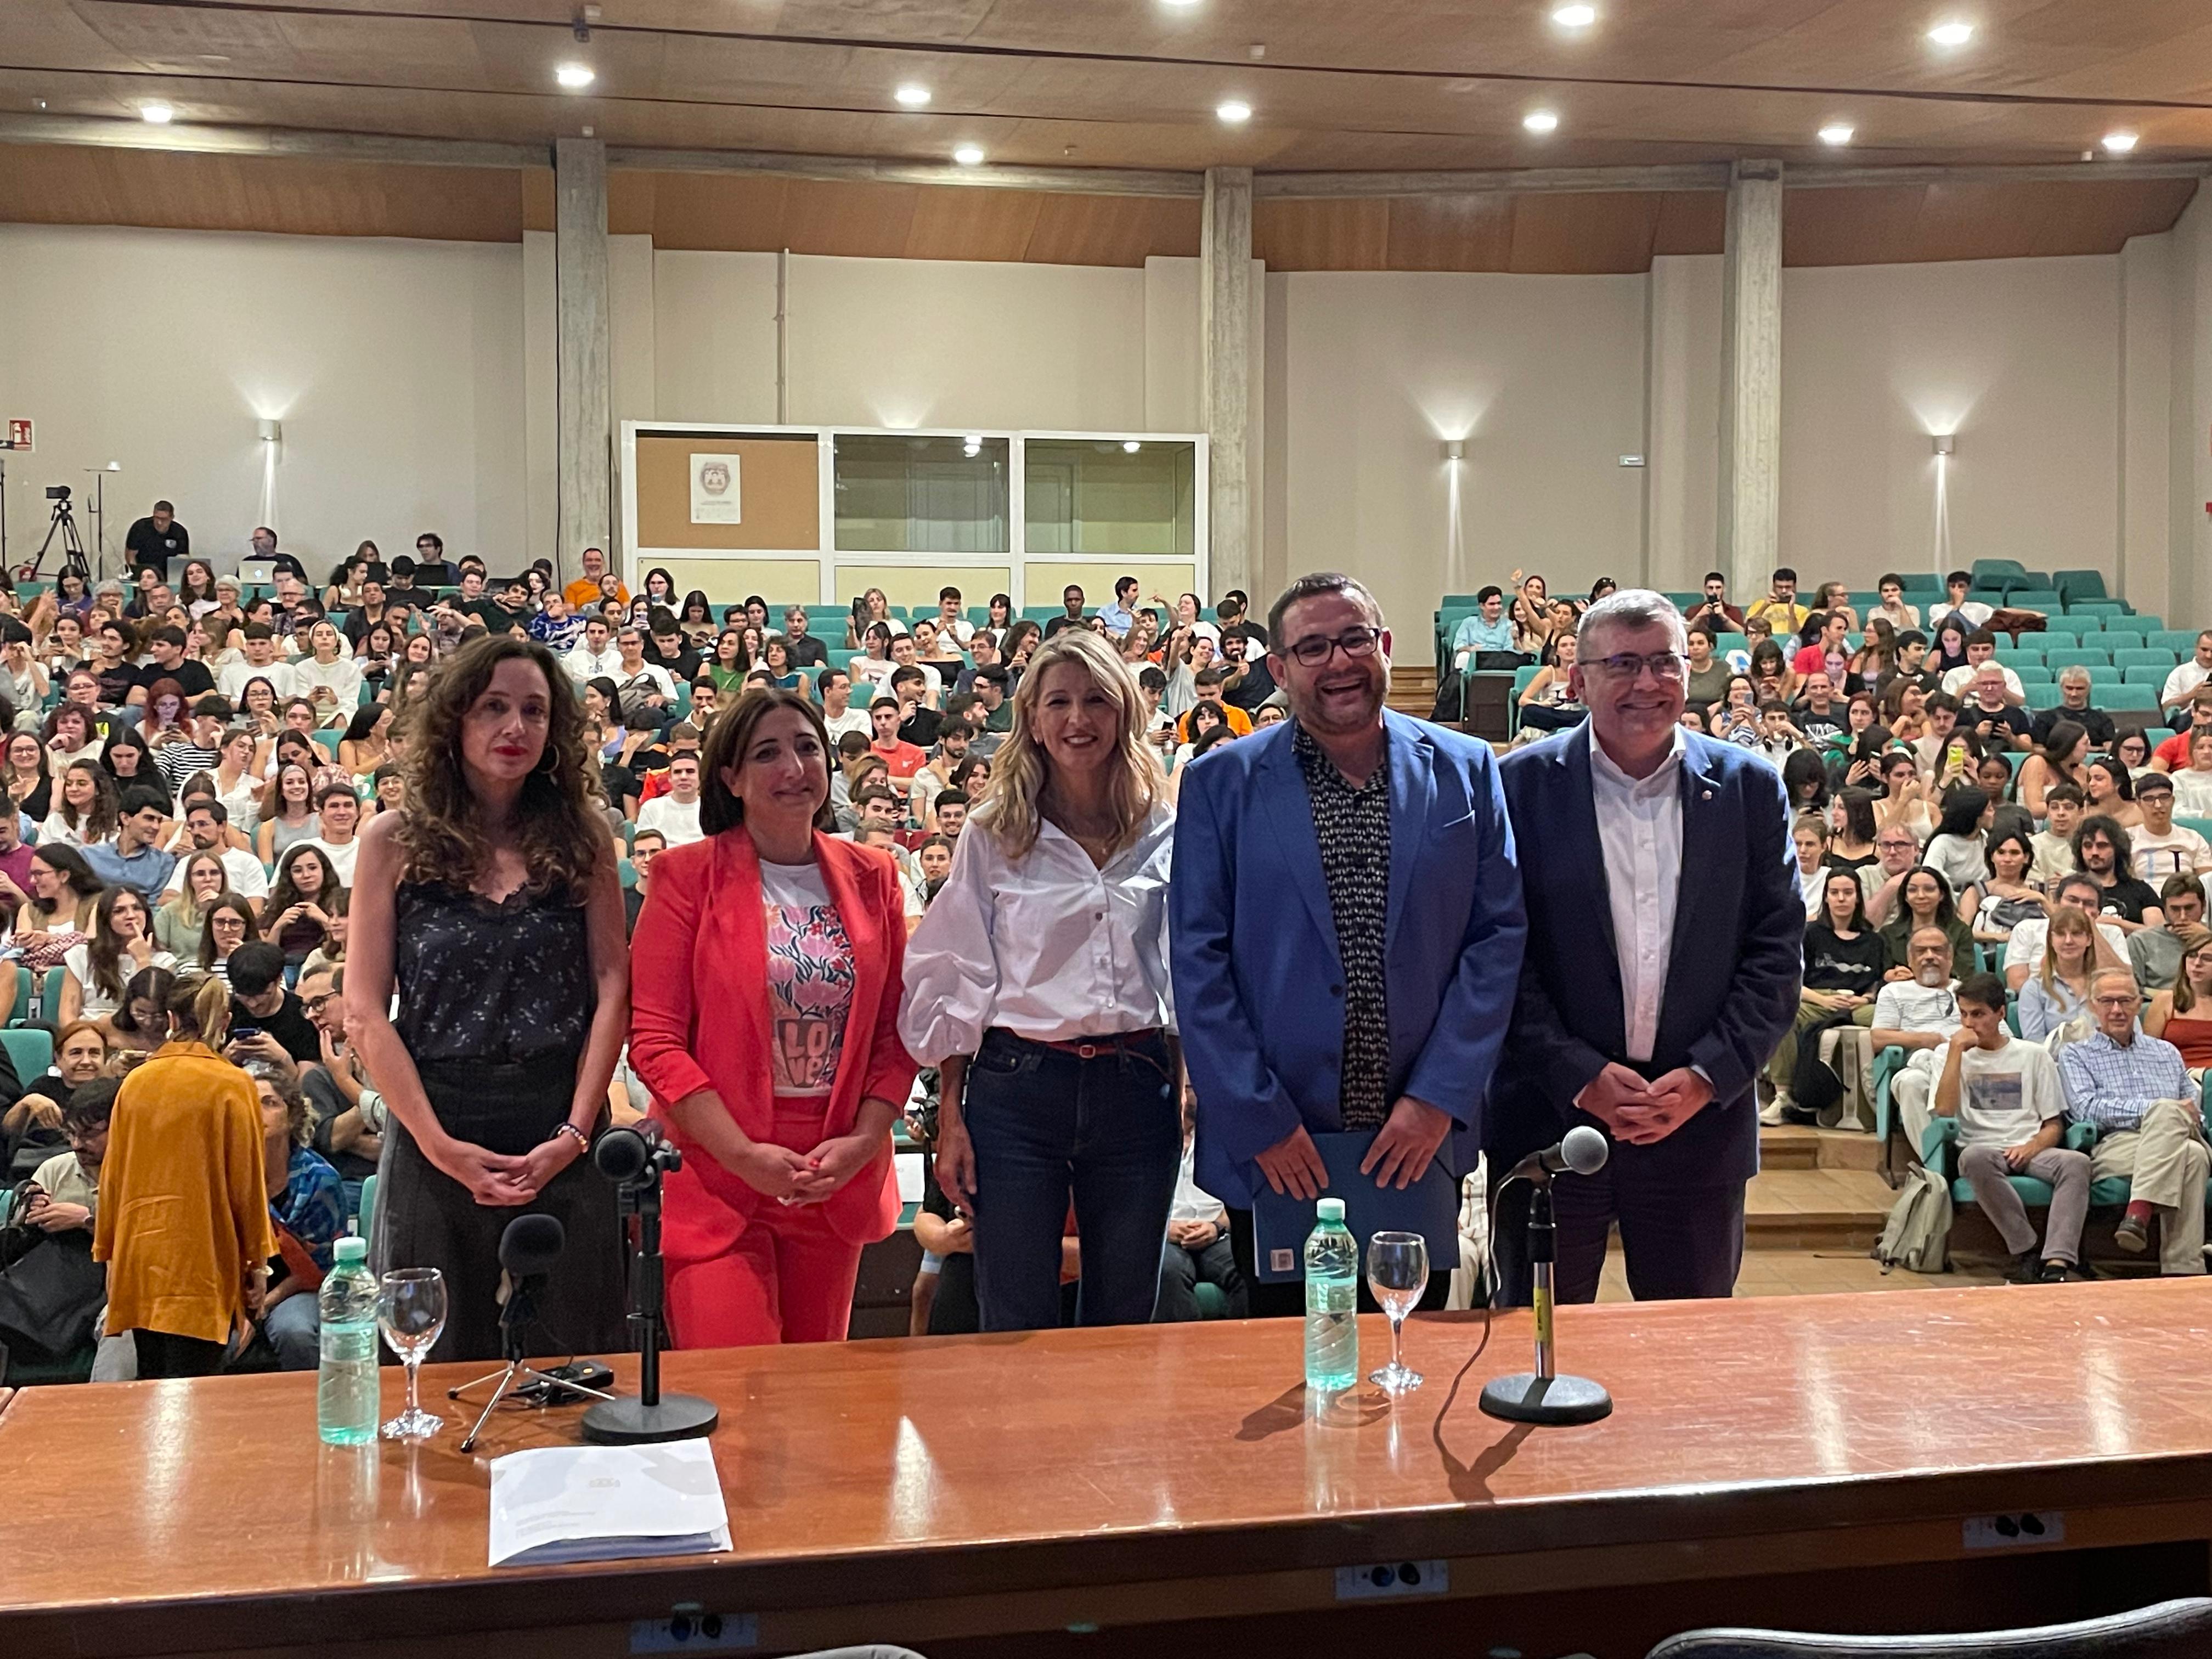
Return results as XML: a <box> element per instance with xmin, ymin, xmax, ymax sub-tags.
<box><xmin>1282</xmin><ymin>626</ymin><xmax>1382</xmax><ymax>667</ymax></box>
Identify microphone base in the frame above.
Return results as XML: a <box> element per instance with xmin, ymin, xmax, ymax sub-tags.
<box><xmin>1477</xmin><ymin>1372</ymin><xmax>1613</xmax><ymax>1426</ymax></box>
<box><xmin>580</xmin><ymin>1392</ymin><xmax>721</xmax><ymax>1446</ymax></box>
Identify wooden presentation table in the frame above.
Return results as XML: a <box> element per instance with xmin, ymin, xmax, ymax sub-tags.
<box><xmin>8</xmin><ymin>1280</ymin><xmax>2212</xmax><ymax>1659</ymax></box>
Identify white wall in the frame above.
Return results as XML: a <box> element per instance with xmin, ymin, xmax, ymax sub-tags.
<box><xmin>647</xmin><ymin>251</ymin><xmax>1153</xmax><ymax>433</ymax></box>
<box><xmin>0</xmin><ymin>223</ymin><xmax>528</xmax><ymax>577</ymax></box>
<box><xmin>1779</xmin><ymin>255</ymin><xmax>2121</xmax><ymax>592</ymax></box>
<box><xmin>1271</xmin><ymin>268</ymin><xmax>1651</xmax><ymax>636</ymax></box>
<box><xmin>4</xmin><ymin>217</ymin><xmax>2192</xmax><ymax>629</ymax></box>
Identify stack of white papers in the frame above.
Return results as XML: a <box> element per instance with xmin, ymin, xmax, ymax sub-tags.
<box><xmin>487</xmin><ymin>1441</ymin><xmax>732</xmax><ymax>1568</ymax></box>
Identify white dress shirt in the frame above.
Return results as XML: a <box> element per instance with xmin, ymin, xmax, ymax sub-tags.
<box><xmin>899</xmin><ymin>801</ymin><xmax>1176</xmax><ymax>1061</ymax></box>
<box><xmin>1588</xmin><ymin>726</ymin><xmax>1684</xmax><ymax>1064</ymax></box>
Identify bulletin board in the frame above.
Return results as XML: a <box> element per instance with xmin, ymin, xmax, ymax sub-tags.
<box><xmin>634</xmin><ymin>432</ymin><xmax>820</xmax><ymax>551</ymax></box>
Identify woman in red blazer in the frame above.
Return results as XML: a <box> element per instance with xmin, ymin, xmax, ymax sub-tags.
<box><xmin>629</xmin><ymin>688</ymin><xmax>918</xmax><ymax>1347</ymax></box>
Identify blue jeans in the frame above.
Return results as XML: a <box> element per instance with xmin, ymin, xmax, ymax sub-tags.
<box><xmin>264</xmin><ymin>1292</ymin><xmax>321</xmax><ymax>1371</ymax></box>
<box><xmin>961</xmin><ymin>1029</ymin><xmax>1181</xmax><ymax>1332</ymax></box>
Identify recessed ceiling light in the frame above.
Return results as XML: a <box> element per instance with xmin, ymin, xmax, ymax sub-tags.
<box><xmin>953</xmin><ymin>143</ymin><xmax>985</xmax><ymax>165</ymax></box>
<box><xmin>1122</xmin><ymin>441</ymin><xmax>1142</xmax><ymax>453</ymax></box>
<box><xmin>2103</xmin><ymin>129</ymin><xmax>2140</xmax><ymax>154</ymax></box>
<box><xmin>1818</xmin><ymin>122</ymin><xmax>1855</xmax><ymax>146</ymax></box>
<box><xmin>1551</xmin><ymin>4</ymin><xmax>1598</xmax><ymax>26</ymax></box>
<box><xmin>1522</xmin><ymin>109</ymin><xmax>1559</xmax><ymax>133</ymax></box>
<box><xmin>139</xmin><ymin>102</ymin><xmax>173</xmax><ymax>123</ymax></box>
<box><xmin>555</xmin><ymin>62</ymin><xmax>595</xmax><ymax>88</ymax></box>
<box><xmin>894</xmin><ymin>83</ymin><xmax>931</xmax><ymax>107</ymax></box>
<box><xmin>1160</xmin><ymin>0</ymin><xmax>1203</xmax><ymax>8</ymax></box>
<box><xmin>1926</xmin><ymin>20</ymin><xmax>1973</xmax><ymax>46</ymax></box>
<box><xmin>1216</xmin><ymin>99</ymin><xmax>1252</xmax><ymax>125</ymax></box>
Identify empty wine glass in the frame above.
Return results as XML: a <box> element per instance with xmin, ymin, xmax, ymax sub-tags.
<box><xmin>378</xmin><ymin>1267</ymin><xmax>448</xmax><ymax>1441</ymax></box>
<box><xmin>1366</xmin><ymin>1231</ymin><xmax>1427</xmax><ymax>1396</ymax></box>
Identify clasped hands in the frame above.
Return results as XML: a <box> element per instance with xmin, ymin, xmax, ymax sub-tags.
<box><xmin>1576</xmin><ymin>1062</ymin><xmax>1713</xmax><ymax>1147</ymax></box>
<box><xmin>1254</xmin><ymin>1094</ymin><xmax>1453</xmax><ymax>1200</ymax></box>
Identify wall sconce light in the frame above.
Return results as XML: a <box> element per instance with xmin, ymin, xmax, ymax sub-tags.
<box><xmin>1443</xmin><ymin>439</ymin><xmax>1466</xmax><ymax>461</ymax></box>
<box><xmin>257</xmin><ymin>419</ymin><xmax>283</xmax><ymax>443</ymax></box>
<box><xmin>1932</xmin><ymin>433</ymin><xmax>1955</xmax><ymax>456</ymax></box>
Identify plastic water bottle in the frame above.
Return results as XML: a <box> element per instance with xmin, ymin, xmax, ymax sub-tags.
<box><xmin>1304</xmin><ymin>1198</ymin><xmax>1359</xmax><ymax>1395</ymax></box>
<box><xmin>318</xmin><ymin>1235</ymin><xmax>381</xmax><ymax>1447</ymax></box>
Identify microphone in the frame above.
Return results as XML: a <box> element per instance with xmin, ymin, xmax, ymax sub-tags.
<box><xmin>594</xmin><ymin>1125</ymin><xmax>651</xmax><ymax>1184</ymax></box>
<box><xmin>498</xmin><ymin>1212</ymin><xmax>565</xmax><ymax>1280</ymax></box>
<box><xmin>1505</xmin><ymin>1125</ymin><xmax>1609</xmax><ymax>1183</ymax></box>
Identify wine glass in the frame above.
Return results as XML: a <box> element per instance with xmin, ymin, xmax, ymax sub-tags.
<box><xmin>377</xmin><ymin>1267</ymin><xmax>448</xmax><ymax>1441</ymax></box>
<box><xmin>1366</xmin><ymin>1232</ymin><xmax>1427</xmax><ymax>1396</ymax></box>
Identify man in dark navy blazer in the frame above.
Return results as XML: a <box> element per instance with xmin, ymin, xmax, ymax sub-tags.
<box><xmin>1173</xmin><ymin>573</ymin><xmax>1526</xmax><ymax>1315</ymax></box>
<box><xmin>1493</xmin><ymin>589</ymin><xmax>1801</xmax><ymax>1302</ymax></box>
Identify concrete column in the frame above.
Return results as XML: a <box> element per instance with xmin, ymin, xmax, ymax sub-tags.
<box><xmin>555</xmin><ymin>137</ymin><xmax>612</xmax><ymax>586</ymax></box>
<box><xmin>1718</xmin><ymin>159</ymin><xmax>1783</xmax><ymax>601</ymax></box>
<box><xmin>1202</xmin><ymin>166</ymin><xmax>1252</xmax><ymax>601</ymax></box>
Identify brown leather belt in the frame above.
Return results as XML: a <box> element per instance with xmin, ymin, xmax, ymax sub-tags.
<box><xmin>1012</xmin><ymin>1029</ymin><xmax>1166</xmax><ymax>1061</ymax></box>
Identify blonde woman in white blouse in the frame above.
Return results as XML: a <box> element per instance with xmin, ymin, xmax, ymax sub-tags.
<box><xmin>899</xmin><ymin>629</ymin><xmax>1179</xmax><ymax>1333</ymax></box>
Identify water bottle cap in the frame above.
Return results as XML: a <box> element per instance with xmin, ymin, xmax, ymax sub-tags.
<box><xmin>1316</xmin><ymin>1198</ymin><xmax>1346</xmax><ymax>1222</ymax></box>
<box><xmin>334</xmin><ymin>1235</ymin><xmax>368</xmax><ymax>1262</ymax></box>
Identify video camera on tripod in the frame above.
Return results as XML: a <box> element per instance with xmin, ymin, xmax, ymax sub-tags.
<box><xmin>20</xmin><ymin>482</ymin><xmax>89</xmax><ymax>585</ymax></box>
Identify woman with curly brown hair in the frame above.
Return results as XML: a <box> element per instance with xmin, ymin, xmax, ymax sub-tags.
<box><xmin>346</xmin><ymin>633</ymin><xmax>630</xmax><ymax>1362</ymax></box>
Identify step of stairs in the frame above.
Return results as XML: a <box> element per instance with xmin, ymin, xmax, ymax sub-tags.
<box><xmin>1759</xmin><ymin>1124</ymin><xmax>1884</xmax><ymax>1172</ymax></box>
<box><xmin>1387</xmin><ymin>666</ymin><xmax>1437</xmax><ymax>716</ymax></box>
<box><xmin>1743</xmin><ymin>1167</ymin><xmax>1895</xmax><ymax>1251</ymax></box>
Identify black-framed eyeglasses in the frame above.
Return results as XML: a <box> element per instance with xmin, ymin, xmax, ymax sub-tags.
<box><xmin>1284</xmin><ymin>627</ymin><xmax>1382</xmax><ymax>667</ymax></box>
<box><xmin>1587</xmin><ymin>650</ymin><xmax>1687</xmax><ymax>682</ymax></box>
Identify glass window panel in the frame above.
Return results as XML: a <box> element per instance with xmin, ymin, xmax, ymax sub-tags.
<box><xmin>833</xmin><ymin>435</ymin><xmax>1008</xmax><ymax>554</ymax></box>
<box><xmin>1024</xmin><ymin>440</ymin><xmax>1196</xmax><ymax>557</ymax></box>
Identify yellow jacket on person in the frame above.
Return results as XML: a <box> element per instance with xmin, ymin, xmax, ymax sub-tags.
<box><xmin>93</xmin><ymin>1040</ymin><xmax>275</xmax><ymax>1346</ymax></box>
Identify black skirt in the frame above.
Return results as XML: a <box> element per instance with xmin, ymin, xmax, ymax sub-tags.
<box><xmin>371</xmin><ymin>1053</ymin><xmax>629</xmax><ymax>1364</ymax></box>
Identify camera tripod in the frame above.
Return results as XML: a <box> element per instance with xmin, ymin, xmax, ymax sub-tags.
<box><xmin>22</xmin><ymin>490</ymin><xmax>89</xmax><ymax>585</ymax></box>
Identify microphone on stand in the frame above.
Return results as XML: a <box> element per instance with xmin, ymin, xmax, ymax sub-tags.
<box><xmin>1479</xmin><ymin>1125</ymin><xmax>1615</xmax><ymax>1427</ymax></box>
<box><xmin>451</xmin><ymin>1213</ymin><xmax>619</xmax><ymax>1453</ymax></box>
<box><xmin>583</xmin><ymin>1124</ymin><xmax>719</xmax><ymax>1446</ymax></box>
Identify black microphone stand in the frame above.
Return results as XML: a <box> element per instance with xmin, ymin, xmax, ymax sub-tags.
<box><xmin>452</xmin><ymin>1268</ymin><xmax>618</xmax><ymax>1454</ymax></box>
<box><xmin>584</xmin><ymin>1141</ymin><xmax>719</xmax><ymax>1445</ymax></box>
<box><xmin>1479</xmin><ymin>1170</ymin><xmax>1613</xmax><ymax>1426</ymax></box>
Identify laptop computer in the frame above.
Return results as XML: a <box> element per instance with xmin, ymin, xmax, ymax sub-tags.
<box><xmin>1249</xmin><ymin>1130</ymin><xmax>1461</xmax><ymax>1283</ymax></box>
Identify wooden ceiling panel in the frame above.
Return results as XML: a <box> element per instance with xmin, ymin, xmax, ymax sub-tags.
<box><xmin>1781</xmin><ymin>184</ymin><xmax>1931</xmax><ymax>267</ymax></box>
<box><xmin>777</xmin><ymin>177</ymin><xmax>921</xmax><ymax>258</ymax></box>
<box><xmin>1652</xmin><ymin>189</ymin><xmax>1728</xmax><ymax>256</ymax></box>
<box><xmin>1506</xmin><ymin>191</ymin><xmax>1667</xmax><ymax>274</ymax></box>
<box><xmin>1250</xmin><ymin>198</ymin><xmax>1390</xmax><ymax>271</ymax></box>
<box><xmin>900</xmin><ymin>184</ymin><xmax>1044</xmax><ymax>261</ymax></box>
<box><xmin>1019</xmin><ymin>192</ymin><xmax>1200</xmax><ymax>266</ymax></box>
<box><xmin>1381</xmin><ymin>194</ymin><xmax>1517</xmax><ymax>273</ymax></box>
<box><xmin>8</xmin><ymin>0</ymin><xmax>2212</xmax><ymax>174</ymax></box>
<box><xmin>639</xmin><ymin>172</ymin><xmax>796</xmax><ymax>252</ymax></box>
<box><xmin>0</xmin><ymin>140</ymin><xmax>524</xmax><ymax>240</ymax></box>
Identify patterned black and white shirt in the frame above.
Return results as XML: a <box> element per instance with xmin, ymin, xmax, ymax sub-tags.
<box><xmin>1293</xmin><ymin>720</ymin><xmax>1392</xmax><ymax>1129</ymax></box>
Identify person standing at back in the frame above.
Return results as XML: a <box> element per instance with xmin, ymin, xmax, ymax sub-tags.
<box><xmin>1493</xmin><ymin>589</ymin><xmax>1800</xmax><ymax>1303</ymax></box>
<box><xmin>1171</xmin><ymin>573</ymin><xmax>1524</xmax><ymax>1316</ymax></box>
<box><xmin>346</xmin><ymin>634</ymin><xmax>630</xmax><ymax>1363</ymax></box>
<box><xmin>93</xmin><ymin>975</ymin><xmax>272</xmax><ymax>1378</ymax></box>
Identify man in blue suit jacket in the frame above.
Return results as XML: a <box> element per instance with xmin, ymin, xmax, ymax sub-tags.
<box><xmin>1493</xmin><ymin>589</ymin><xmax>1801</xmax><ymax>1304</ymax></box>
<box><xmin>1173</xmin><ymin>573</ymin><xmax>1525</xmax><ymax>1314</ymax></box>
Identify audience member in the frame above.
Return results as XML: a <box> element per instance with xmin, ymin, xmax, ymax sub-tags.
<box><xmin>1870</xmin><ymin>926</ymin><xmax>1965</xmax><ymax>1151</ymax></box>
<box><xmin>93</xmin><ymin>975</ymin><xmax>272</xmax><ymax>1378</ymax></box>
<box><xmin>2143</xmin><ymin>924</ymin><xmax>2212</xmax><ymax>1067</ymax></box>
<box><xmin>2127</xmin><ymin>874</ymin><xmax>2206</xmax><ymax>994</ymax></box>
<box><xmin>250</xmin><ymin>1060</ymin><xmax>345</xmax><ymax>1371</ymax></box>
<box><xmin>2059</xmin><ymin>969</ymin><xmax>2209</xmax><ymax>1275</ymax></box>
<box><xmin>1933</xmin><ymin>973</ymin><xmax>2090</xmax><ymax>1282</ymax></box>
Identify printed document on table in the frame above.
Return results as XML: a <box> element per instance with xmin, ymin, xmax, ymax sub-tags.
<box><xmin>488</xmin><ymin>1441</ymin><xmax>731</xmax><ymax>1567</ymax></box>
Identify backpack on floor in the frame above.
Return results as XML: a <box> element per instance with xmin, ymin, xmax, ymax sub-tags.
<box><xmin>1873</xmin><ymin>1163</ymin><xmax>1951</xmax><ymax>1274</ymax></box>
